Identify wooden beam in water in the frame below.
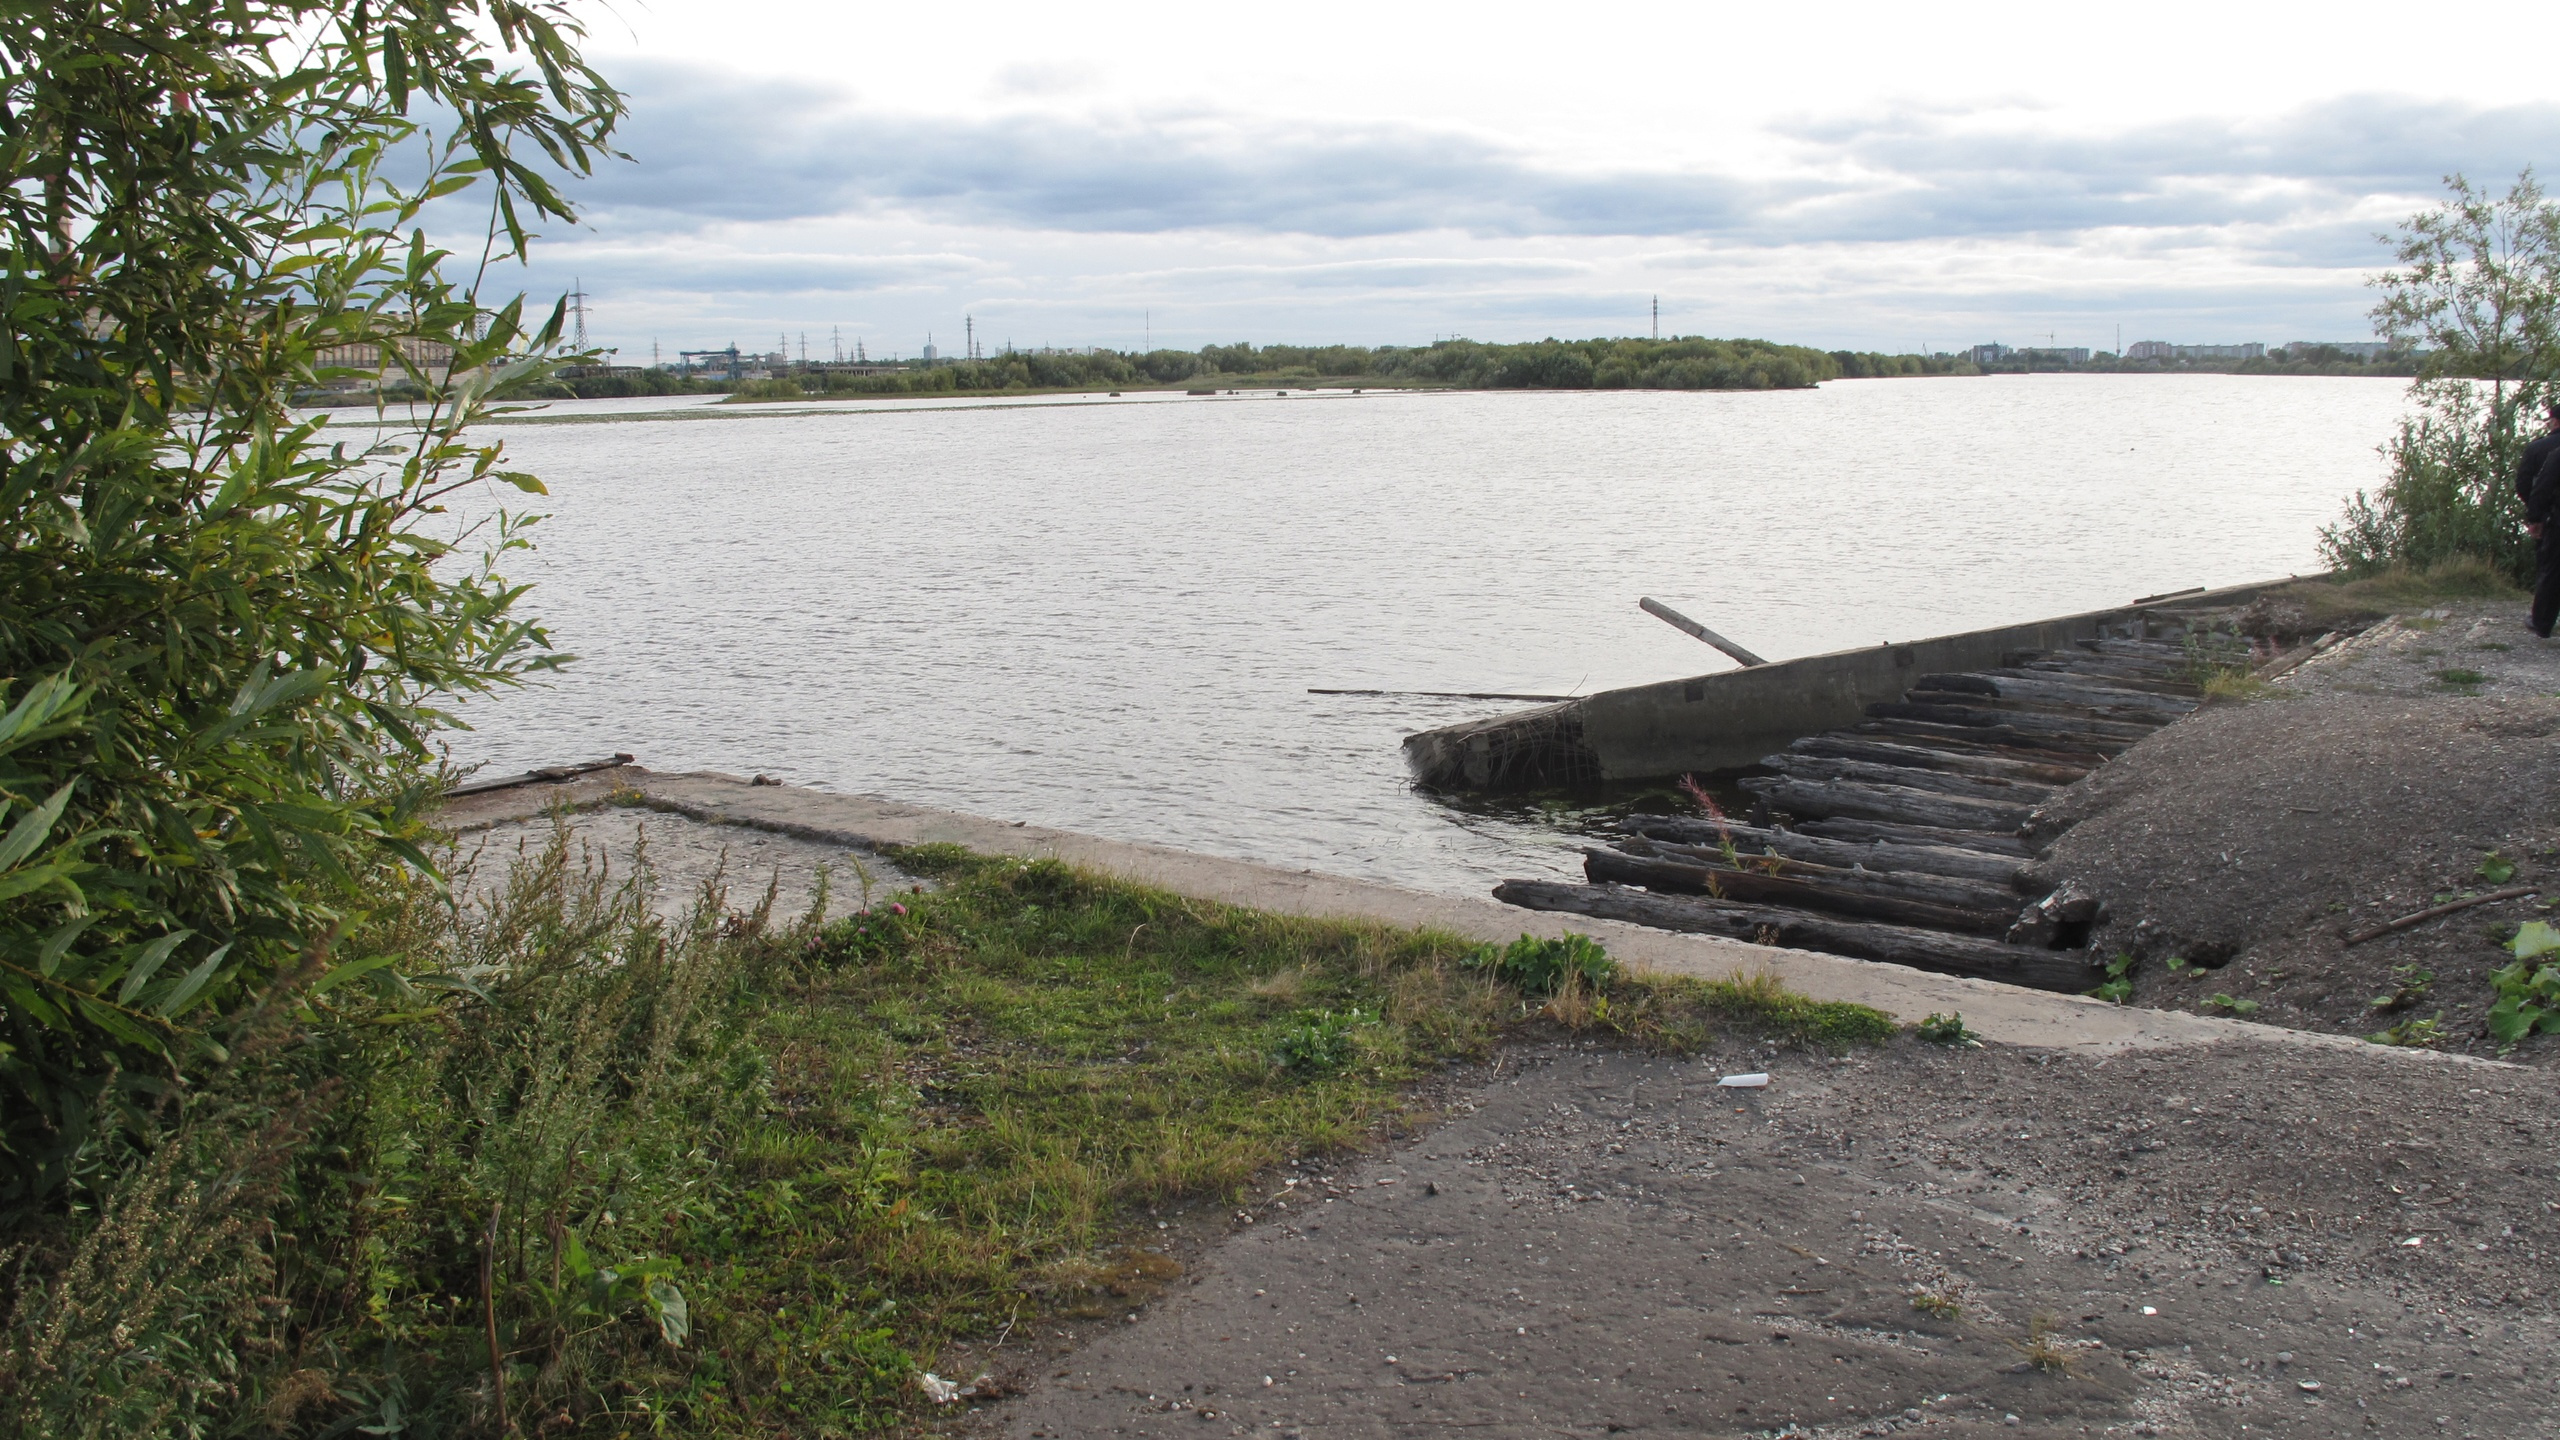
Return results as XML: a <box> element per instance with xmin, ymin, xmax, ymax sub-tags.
<box><xmin>1639</xmin><ymin>597</ymin><xmax>1767</xmax><ymax>667</ymax></box>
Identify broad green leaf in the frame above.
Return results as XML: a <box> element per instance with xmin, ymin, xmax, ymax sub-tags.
<box><xmin>2488</xmin><ymin>995</ymin><xmax>2537</xmax><ymax>1045</ymax></box>
<box><xmin>0</xmin><ymin>781</ymin><xmax>75</xmax><ymax>871</ymax></box>
<box><xmin>310</xmin><ymin>952</ymin><xmax>401</xmax><ymax>996</ymax></box>
<box><xmin>2511</xmin><ymin>921</ymin><xmax>2560</xmax><ymax>961</ymax></box>
<box><xmin>645</xmin><ymin>1278</ymin><xmax>690</xmax><ymax>1346</ymax></box>
<box><xmin>150</xmin><ymin>943</ymin><xmax>233</xmax><ymax>1018</ymax></box>
<box><xmin>116</xmin><ymin>931</ymin><xmax>197</xmax><ymax>1001</ymax></box>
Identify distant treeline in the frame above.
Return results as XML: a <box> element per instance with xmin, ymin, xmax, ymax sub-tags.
<box><xmin>1970</xmin><ymin>344</ymin><xmax>2419</xmax><ymax>379</ymax></box>
<box><xmin>725</xmin><ymin>336</ymin><xmax>1976</xmax><ymax>401</ymax></box>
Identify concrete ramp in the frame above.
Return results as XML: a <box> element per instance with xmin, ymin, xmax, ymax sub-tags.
<box><xmin>1402</xmin><ymin>576</ymin><xmax>2300</xmax><ymax>789</ymax></box>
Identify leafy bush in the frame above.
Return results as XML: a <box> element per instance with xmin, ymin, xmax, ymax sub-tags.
<box><xmin>1915</xmin><ymin>1012</ymin><xmax>1983</xmax><ymax>1047</ymax></box>
<box><xmin>1465</xmin><ymin>932</ymin><xmax>1618</xmax><ymax>996</ymax></box>
<box><xmin>2320</xmin><ymin>172</ymin><xmax>2560</xmax><ymax>583</ymax></box>
<box><xmin>2489</xmin><ymin>920</ymin><xmax>2560</xmax><ymax>1047</ymax></box>
<box><xmin>1272</xmin><ymin>1008</ymin><xmax>1373</xmax><ymax>1072</ymax></box>
<box><xmin>0</xmin><ymin>0</ymin><xmax>620</xmax><ymax>1211</ymax></box>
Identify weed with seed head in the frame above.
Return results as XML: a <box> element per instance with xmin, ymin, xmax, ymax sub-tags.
<box><xmin>1910</xmin><ymin>1288</ymin><xmax>1964</xmax><ymax>1321</ymax></box>
<box><xmin>2008</xmin><ymin>1313</ymin><xmax>2083</xmax><ymax>1377</ymax></box>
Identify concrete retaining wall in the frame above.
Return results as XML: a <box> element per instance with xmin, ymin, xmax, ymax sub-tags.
<box><xmin>1405</xmin><ymin>576</ymin><xmax>2302</xmax><ymax>788</ymax></box>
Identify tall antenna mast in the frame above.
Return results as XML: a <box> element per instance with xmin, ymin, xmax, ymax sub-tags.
<box><xmin>833</xmin><ymin>325</ymin><xmax>842</xmax><ymax>364</ymax></box>
<box><xmin>567</xmin><ymin>276</ymin><xmax>591</xmax><ymax>349</ymax></box>
<box><xmin>1652</xmin><ymin>295</ymin><xmax>1659</xmax><ymax>340</ymax></box>
<box><xmin>966</xmin><ymin>314</ymin><xmax>975</xmax><ymax>361</ymax></box>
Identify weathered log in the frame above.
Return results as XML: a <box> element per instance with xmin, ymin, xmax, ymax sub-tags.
<box><xmin>1615</xmin><ymin>837</ymin><xmax>2023</xmax><ymax>916</ymax></box>
<box><xmin>1785</xmin><ymin>733</ymin><xmax>2092</xmax><ymax>786</ymax></box>
<box><xmin>2001</xmin><ymin>664</ymin><xmax>2200</xmax><ymax>698</ymax></box>
<box><xmin>1739</xmin><ymin>774</ymin><xmax>2036</xmax><ymax>832</ymax></box>
<box><xmin>1794</xmin><ymin>815</ymin><xmax>2033</xmax><ymax>855</ymax></box>
<box><xmin>1866</xmin><ymin>701</ymin><xmax>2157</xmax><ymax>744</ymax></box>
<box><xmin>1899</xmin><ymin>690</ymin><xmax>2174</xmax><ymax>729</ymax></box>
<box><xmin>1585</xmin><ymin>848</ymin><xmax>2015</xmax><ymax>933</ymax></box>
<box><xmin>1613</xmin><ymin>816</ymin><xmax>2031</xmax><ymax>887</ymax></box>
<box><xmin>1851</xmin><ymin>719</ymin><xmax>2121</xmax><ymax>766</ymax></box>
<box><xmin>1918</xmin><ymin>672</ymin><xmax>2196</xmax><ymax>716</ymax></box>
<box><xmin>1491</xmin><ymin>880</ymin><xmax>2099</xmax><ymax>992</ymax></box>
<box><xmin>1761</xmin><ymin>753</ymin><xmax>2059</xmax><ymax>805</ymax></box>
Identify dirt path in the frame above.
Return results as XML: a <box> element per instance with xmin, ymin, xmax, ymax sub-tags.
<box><xmin>982</xmin><ymin>1033</ymin><xmax>2559</xmax><ymax>1439</ymax></box>
<box><xmin>2038</xmin><ymin>597</ymin><xmax>2560</xmax><ymax>1060</ymax></box>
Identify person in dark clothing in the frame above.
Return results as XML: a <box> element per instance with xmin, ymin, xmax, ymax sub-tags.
<box><xmin>2526</xmin><ymin>399</ymin><xmax>2560</xmax><ymax>638</ymax></box>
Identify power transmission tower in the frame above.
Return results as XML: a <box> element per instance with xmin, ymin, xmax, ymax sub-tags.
<box><xmin>833</xmin><ymin>325</ymin><xmax>842</xmax><ymax>363</ymax></box>
<box><xmin>966</xmin><ymin>314</ymin><xmax>975</xmax><ymax>361</ymax></box>
<box><xmin>1652</xmin><ymin>295</ymin><xmax>1659</xmax><ymax>340</ymax></box>
<box><xmin>567</xmin><ymin>277</ymin><xmax>590</xmax><ymax>349</ymax></box>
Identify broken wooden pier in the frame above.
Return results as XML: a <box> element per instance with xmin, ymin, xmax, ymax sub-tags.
<box><xmin>1493</xmin><ymin>623</ymin><xmax>2251</xmax><ymax>992</ymax></box>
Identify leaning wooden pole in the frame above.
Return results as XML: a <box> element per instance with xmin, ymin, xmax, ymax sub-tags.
<box><xmin>1639</xmin><ymin>597</ymin><xmax>1767</xmax><ymax>667</ymax></box>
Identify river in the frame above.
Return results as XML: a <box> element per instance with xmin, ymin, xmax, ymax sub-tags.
<box><xmin>422</xmin><ymin>374</ymin><xmax>2411</xmax><ymax>896</ymax></box>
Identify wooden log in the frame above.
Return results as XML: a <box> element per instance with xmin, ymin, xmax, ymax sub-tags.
<box><xmin>1614</xmin><ymin>816</ymin><xmax>2031</xmax><ymax>887</ymax></box>
<box><xmin>1491</xmin><ymin>880</ymin><xmax>2098</xmax><ymax>992</ymax></box>
<box><xmin>447</xmin><ymin>753</ymin><xmax>637</xmax><ymax>796</ymax></box>
<box><xmin>2000</xmin><ymin>664</ymin><xmax>2199</xmax><ymax>698</ymax></box>
<box><xmin>1739</xmin><ymin>774</ymin><xmax>2037</xmax><ymax>832</ymax></box>
<box><xmin>1761</xmin><ymin>752</ymin><xmax>2059</xmax><ymax>805</ymax></box>
<box><xmin>1784</xmin><ymin>733</ymin><xmax>2092</xmax><ymax>786</ymax></box>
<box><xmin>1851</xmin><ymin>719</ymin><xmax>2120</xmax><ymax>766</ymax></box>
<box><xmin>1585</xmin><ymin>848</ymin><xmax>2015</xmax><ymax>933</ymax></box>
<box><xmin>1615</xmin><ymin>837</ymin><xmax>2023</xmax><ymax>915</ymax></box>
<box><xmin>1794</xmin><ymin>815</ymin><xmax>2033</xmax><ymax>855</ymax></box>
<box><xmin>1639</xmin><ymin>597</ymin><xmax>1767</xmax><ymax>667</ymax></box>
<box><xmin>1866</xmin><ymin>701</ymin><xmax>2157</xmax><ymax>745</ymax></box>
<box><xmin>1900</xmin><ymin>689</ymin><xmax>2175</xmax><ymax>729</ymax></box>
<box><xmin>1918</xmin><ymin>672</ymin><xmax>2196</xmax><ymax>716</ymax></box>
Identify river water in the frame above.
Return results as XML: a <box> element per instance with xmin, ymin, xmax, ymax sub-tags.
<box><xmin>423</xmin><ymin>375</ymin><xmax>2411</xmax><ymax>897</ymax></box>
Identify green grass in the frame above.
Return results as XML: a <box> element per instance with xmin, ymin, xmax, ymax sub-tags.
<box><xmin>6</xmin><ymin>832</ymin><xmax>1890</xmax><ymax>1439</ymax></box>
<box><xmin>2265</xmin><ymin>558</ymin><xmax>2523</xmax><ymax>632</ymax></box>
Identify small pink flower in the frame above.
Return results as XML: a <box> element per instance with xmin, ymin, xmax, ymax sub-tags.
<box><xmin>890</xmin><ymin>902</ymin><xmax>908</xmax><ymax>916</ymax></box>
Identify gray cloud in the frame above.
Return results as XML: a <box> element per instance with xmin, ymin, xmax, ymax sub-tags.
<box><xmin>572</xmin><ymin>62</ymin><xmax>2560</xmax><ymax>250</ymax></box>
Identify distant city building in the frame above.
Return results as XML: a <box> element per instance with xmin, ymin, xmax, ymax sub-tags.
<box><xmin>673</xmin><ymin>345</ymin><xmax>786</xmax><ymax>379</ymax></box>
<box><xmin>2282</xmin><ymin>341</ymin><xmax>2391</xmax><ymax>360</ymax></box>
<box><xmin>922</xmin><ymin>340</ymin><xmax>940</xmax><ymax>364</ymax></box>
<box><xmin>2127</xmin><ymin>340</ymin><xmax>2265</xmax><ymax>361</ymax></box>
<box><xmin>1966</xmin><ymin>343</ymin><xmax>2090</xmax><ymax>366</ymax></box>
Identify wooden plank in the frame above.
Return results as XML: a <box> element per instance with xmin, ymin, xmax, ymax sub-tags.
<box><xmin>1584</xmin><ymin>848</ymin><xmax>2015</xmax><ymax>933</ymax></box>
<box><xmin>1614</xmin><ymin>837</ymin><xmax>2023</xmax><ymax>915</ymax></box>
<box><xmin>1866</xmin><ymin>701</ymin><xmax>2157</xmax><ymax>744</ymax></box>
<box><xmin>1761</xmin><ymin>753</ymin><xmax>2059</xmax><ymax>805</ymax></box>
<box><xmin>1899</xmin><ymin>690</ymin><xmax>2174</xmax><ymax>730</ymax></box>
<box><xmin>1615</xmin><ymin>816</ymin><xmax>2031</xmax><ymax>887</ymax></box>
<box><xmin>1491</xmin><ymin>880</ymin><xmax>2097</xmax><ymax>992</ymax></box>
<box><xmin>1739</xmin><ymin>774</ymin><xmax>2038</xmax><ymax>832</ymax></box>
<box><xmin>1784</xmin><ymin>733</ymin><xmax>2092</xmax><ymax>786</ymax></box>
<box><xmin>1851</xmin><ymin>719</ymin><xmax>2122</xmax><ymax>765</ymax></box>
<box><xmin>1918</xmin><ymin>672</ymin><xmax>2196</xmax><ymax>716</ymax></box>
<box><xmin>447</xmin><ymin>753</ymin><xmax>635</xmax><ymax>797</ymax></box>
<box><xmin>1638</xmin><ymin>597</ymin><xmax>1768</xmax><ymax>667</ymax></box>
<box><xmin>1793</xmin><ymin>815</ymin><xmax>2034</xmax><ymax>855</ymax></box>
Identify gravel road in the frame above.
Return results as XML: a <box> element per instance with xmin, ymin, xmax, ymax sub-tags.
<box><xmin>981</xmin><ymin>1032</ymin><xmax>2560</xmax><ymax>1439</ymax></box>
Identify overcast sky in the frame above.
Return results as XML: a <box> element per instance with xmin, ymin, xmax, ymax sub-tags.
<box><xmin>508</xmin><ymin>0</ymin><xmax>2560</xmax><ymax>358</ymax></box>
